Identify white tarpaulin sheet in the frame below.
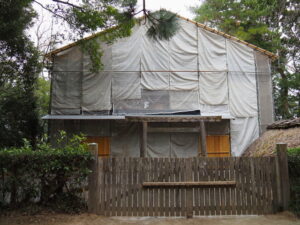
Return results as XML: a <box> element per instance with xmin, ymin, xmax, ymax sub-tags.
<box><xmin>169</xmin><ymin>91</ymin><xmax>199</xmax><ymax>111</ymax></box>
<box><xmin>82</xmin><ymin>42</ymin><xmax>112</xmax><ymax>111</ymax></box>
<box><xmin>169</xmin><ymin>20</ymin><xmax>198</xmax><ymax>91</ymax></box>
<box><xmin>141</xmin><ymin>24</ymin><xmax>170</xmax><ymax>90</ymax></box>
<box><xmin>112</xmin><ymin>72</ymin><xmax>141</xmax><ymax>100</ymax></box>
<box><xmin>199</xmin><ymin>72</ymin><xmax>228</xmax><ymax>105</ymax></box>
<box><xmin>147</xmin><ymin>132</ymin><xmax>198</xmax><ymax>158</ymax></box>
<box><xmin>111</xmin><ymin>121</ymin><xmax>140</xmax><ymax>157</ymax></box>
<box><xmin>228</xmin><ymin>72</ymin><xmax>258</xmax><ymax>117</ymax></box>
<box><xmin>51</xmin><ymin>46</ymin><xmax>82</xmax><ymax>114</ymax></box>
<box><xmin>199</xmin><ymin>104</ymin><xmax>230</xmax><ymax>116</ymax></box>
<box><xmin>230</xmin><ymin>117</ymin><xmax>259</xmax><ymax>156</ymax></box>
<box><xmin>227</xmin><ymin>40</ymin><xmax>257</xmax><ymax>117</ymax></box>
<box><xmin>112</xmin><ymin>25</ymin><xmax>142</xmax><ymax>71</ymax></box>
<box><xmin>198</xmin><ymin>28</ymin><xmax>227</xmax><ymax>71</ymax></box>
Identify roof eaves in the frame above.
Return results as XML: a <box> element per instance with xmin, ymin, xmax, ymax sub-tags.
<box><xmin>46</xmin><ymin>15</ymin><xmax>278</xmax><ymax>61</ymax></box>
<box><xmin>177</xmin><ymin>15</ymin><xmax>278</xmax><ymax>61</ymax></box>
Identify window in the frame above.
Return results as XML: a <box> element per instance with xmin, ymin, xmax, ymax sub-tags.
<box><xmin>205</xmin><ymin>135</ymin><xmax>230</xmax><ymax>157</ymax></box>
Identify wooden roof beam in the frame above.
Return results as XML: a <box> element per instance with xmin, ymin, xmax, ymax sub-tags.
<box><xmin>125</xmin><ymin>115</ymin><xmax>222</xmax><ymax>122</ymax></box>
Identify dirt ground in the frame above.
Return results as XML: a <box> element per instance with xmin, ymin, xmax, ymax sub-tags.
<box><xmin>1</xmin><ymin>212</ymin><xmax>299</xmax><ymax>225</ymax></box>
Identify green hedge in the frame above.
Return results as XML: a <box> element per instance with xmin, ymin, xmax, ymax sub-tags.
<box><xmin>0</xmin><ymin>132</ymin><xmax>92</xmax><ymax>213</ymax></box>
<box><xmin>288</xmin><ymin>147</ymin><xmax>300</xmax><ymax>216</ymax></box>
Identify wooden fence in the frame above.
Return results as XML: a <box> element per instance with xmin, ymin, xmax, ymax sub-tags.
<box><xmin>88</xmin><ymin>144</ymin><xmax>289</xmax><ymax>217</ymax></box>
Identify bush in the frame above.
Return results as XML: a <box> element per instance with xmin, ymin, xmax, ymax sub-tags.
<box><xmin>288</xmin><ymin>147</ymin><xmax>300</xmax><ymax>216</ymax></box>
<box><xmin>0</xmin><ymin>131</ymin><xmax>92</xmax><ymax>213</ymax></box>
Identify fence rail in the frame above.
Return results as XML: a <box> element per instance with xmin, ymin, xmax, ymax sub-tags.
<box><xmin>88</xmin><ymin>156</ymin><xmax>281</xmax><ymax>217</ymax></box>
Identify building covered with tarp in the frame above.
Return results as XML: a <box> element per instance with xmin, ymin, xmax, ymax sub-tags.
<box><xmin>44</xmin><ymin>16</ymin><xmax>276</xmax><ymax>157</ymax></box>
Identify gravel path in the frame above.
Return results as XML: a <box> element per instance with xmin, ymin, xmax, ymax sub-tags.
<box><xmin>1</xmin><ymin>212</ymin><xmax>299</xmax><ymax>225</ymax></box>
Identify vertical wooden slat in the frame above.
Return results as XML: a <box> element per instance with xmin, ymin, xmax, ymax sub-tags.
<box><xmin>165</xmin><ymin>158</ymin><xmax>171</xmax><ymax>217</ymax></box>
<box><xmin>250</xmin><ymin>157</ymin><xmax>257</xmax><ymax>214</ymax></box>
<box><xmin>244</xmin><ymin>158</ymin><xmax>251</xmax><ymax>214</ymax></box>
<box><xmin>201</xmin><ymin>157</ymin><xmax>207</xmax><ymax>215</ymax></box>
<box><xmin>224</xmin><ymin>157</ymin><xmax>230</xmax><ymax>215</ymax></box>
<box><xmin>115</xmin><ymin>158</ymin><xmax>119</xmax><ymax>216</ymax></box>
<box><xmin>169</xmin><ymin>158</ymin><xmax>175</xmax><ymax>217</ymax></box>
<box><xmin>174</xmin><ymin>159</ymin><xmax>181</xmax><ymax>216</ymax></box>
<box><xmin>216</xmin><ymin>158</ymin><xmax>221</xmax><ymax>215</ymax></box>
<box><xmin>186</xmin><ymin>158</ymin><xmax>193</xmax><ymax>218</ymax></box>
<box><xmin>271</xmin><ymin>156</ymin><xmax>279</xmax><ymax>213</ymax></box>
<box><xmin>103</xmin><ymin>158</ymin><xmax>108</xmax><ymax>216</ymax></box>
<box><xmin>236</xmin><ymin>157</ymin><xmax>242</xmax><ymax>215</ymax></box>
<box><xmin>109</xmin><ymin>158</ymin><xmax>113</xmax><ymax>216</ymax></box>
<box><xmin>207</xmin><ymin>158</ymin><xmax>213</xmax><ymax>215</ymax></box>
<box><xmin>141</xmin><ymin>158</ymin><xmax>149</xmax><ymax>216</ymax></box>
<box><xmin>95</xmin><ymin>158</ymin><xmax>101</xmax><ymax>215</ymax></box>
<box><xmin>193</xmin><ymin>158</ymin><xmax>199</xmax><ymax>216</ymax></box>
<box><xmin>240</xmin><ymin>158</ymin><xmax>246</xmax><ymax>214</ymax></box>
<box><xmin>266</xmin><ymin>157</ymin><xmax>273</xmax><ymax>214</ymax></box>
<box><xmin>110</xmin><ymin>158</ymin><xmax>116</xmax><ymax>216</ymax></box>
<box><xmin>256</xmin><ymin>157</ymin><xmax>263</xmax><ymax>215</ymax></box>
<box><xmin>133</xmin><ymin>158</ymin><xmax>138</xmax><ymax>216</ymax></box>
<box><xmin>105</xmin><ymin>158</ymin><xmax>110</xmax><ymax>217</ymax></box>
<box><xmin>206</xmin><ymin>158</ymin><xmax>212</xmax><ymax>215</ymax></box>
<box><xmin>232</xmin><ymin>157</ymin><xmax>237</xmax><ymax>215</ymax></box>
<box><xmin>129</xmin><ymin>158</ymin><xmax>133</xmax><ymax>216</ymax></box>
<box><xmin>276</xmin><ymin>143</ymin><xmax>290</xmax><ymax>211</ymax></box>
<box><xmin>101</xmin><ymin>158</ymin><xmax>106</xmax><ymax>216</ymax></box>
<box><xmin>220</xmin><ymin>158</ymin><xmax>226</xmax><ymax>215</ymax></box>
<box><xmin>125</xmin><ymin>157</ymin><xmax>129</xmax><ymax>216</ymax></box>
<box><xmin>100</xmin><ymin>159</ymin><xmax>105</xmax><ymax>215</ymax></box>
<box><xmin>159</xmin><ymin>158</ymin><xmax>164</xmax><ymax>217</ymax></box>
<box><xmin>117</xmin><ymin>158</ymin><xmax>122</xmax><ymax>216</ymax></box>
<box><xmin>261</xmin><ymin>157</ymin><xmax>268</xmax><ymax>214</ymax></box>
<box><xmin>87</xmin><ymin>143</ymin><xmax>98</xmax><ymax>214</ymax></box>
<box><xmin>153</xmin><ymin>158</ymin><xmax>159</xmax><ymax>216</ymax></box>
<box><xmin>138</xmin><ymin>158</ymin><xmax>143</xmax><ymax>216</ymax></box>
<box><xmin>120</xmin><ymin>158</ymin><xmax>125</xmax><ymax>216</ymax></box>
<box><xmin>149</xmin><ymin>158</ymin><xmax>154</xmax><ymax>216</ymax></box>
<box><xmin>267</xmin><ymin>157</ymin><xmax>273</xmax><ymax>214</ymax></box>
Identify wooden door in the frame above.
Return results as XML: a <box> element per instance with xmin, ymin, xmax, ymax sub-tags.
<box><xmin>85</xmin><ymin>136</ymin><xmax>110</xmax><ymax>157</ymax></box>
<box><xmin>205</xmin><ymin>135</ymin><xmax>230</xmax><ymax>157</ymax></box>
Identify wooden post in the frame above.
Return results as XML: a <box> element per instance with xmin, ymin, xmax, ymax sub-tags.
<box><xmin>141</xmin><ymin>121</ymin><xmax>147</xmax><ymax>157</ymax></box>
<box><xmin>88</xmin><ymin>143</ymin><xmax>98</xmax><ymax>213</ymax></box>
<box><xmin>199</xmin><ymin>121</ymin><xmax>207</xmax><ymax>157</ymax></box>
<box><xmin>276</xmin><ymin>143</ymin><xmax>290</xmax><ymax>211</ymax></box>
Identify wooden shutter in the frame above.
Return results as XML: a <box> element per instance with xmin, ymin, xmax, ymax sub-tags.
<box><xmin>205</xmin><ymin>135</ymin><xmax>230</xmax><ymax>157</ymax></box>
<box><xmin>85</xmin><ymin>136</ymin><xmax>110</xmax><ymax>157</ymax></box>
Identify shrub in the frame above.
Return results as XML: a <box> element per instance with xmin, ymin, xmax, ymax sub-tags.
<box><xmin>0</xmin><ymin>132</ymin><xmax>92</xmax><ymax>213</ymax></box>
<box><xmin>288</xmin><ymin>147</ymin><xmax>300</xmax><ymax>216</ymax></box>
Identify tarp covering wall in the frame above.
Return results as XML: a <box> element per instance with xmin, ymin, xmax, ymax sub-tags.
<box><xmin>51</xmin><ymin>17</ymin><xmax>273</xmax><ymax>156</ymax></box>
<box><xmin>82</xmin><ymin>42</ymin><xmax>112</xmax><ymax>111</ymax></box>
<box><xmin>52</xmin><ymin>46</ymin><xmax>82</xmax><ymax>114</ymax></box>
<box><xmin>254</xmin><ymin>51</ymin><xmax>274</xmax><ymax>133</ymax></box>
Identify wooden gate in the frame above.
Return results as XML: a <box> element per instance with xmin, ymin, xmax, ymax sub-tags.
<box><xmin>88</xmin><ymin>156</ymin><xmax>282</xmax><ymax>217</ymax></box>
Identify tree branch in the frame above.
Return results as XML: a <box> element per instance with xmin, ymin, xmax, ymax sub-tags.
<box><xmin>33</xmin><ymin>0</ymin><xmax>68</xmax><ymax>22</ymax></box>
<box><xmin>51</xmin><ymin>0</ymin><xmax>82</xmax><ymax>10</ymax></box>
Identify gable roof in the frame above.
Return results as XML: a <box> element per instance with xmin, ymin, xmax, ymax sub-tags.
<box><xmin>45</xmin><ymin>15</ymin><xmax>278</xmax><ymax>60</ymax></box>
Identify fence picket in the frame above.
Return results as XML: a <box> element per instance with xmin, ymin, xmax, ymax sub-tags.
<box><xmin>88</xmin><ymin>156</ymin><xmax>279</xmax><ymax>217</ymax></box>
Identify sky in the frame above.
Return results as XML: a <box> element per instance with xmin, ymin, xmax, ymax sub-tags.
<box><xmin>30</xmin><ymin>0</ymin><xmax>201</xmax><ymax>52</ymax></box>
<box><xmin>135</xmin><ymin>0</ymin><xmax>199</xmax><ymax>18</ymax></box>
